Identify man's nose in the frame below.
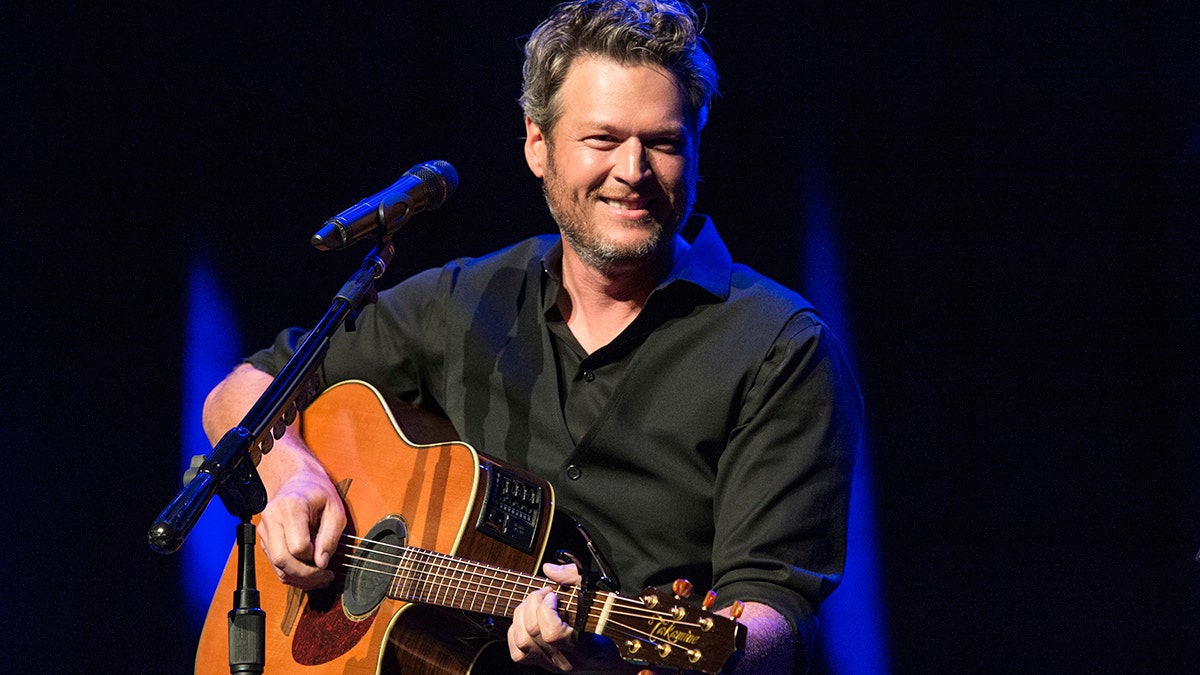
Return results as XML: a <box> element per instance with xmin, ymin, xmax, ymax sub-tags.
<box><xmin>612</xmin><ymin>138</ymin><xmax>651</xmax><ymax>184</ymax></box>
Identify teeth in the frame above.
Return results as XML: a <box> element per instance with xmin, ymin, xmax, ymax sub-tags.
<box><xmin>603</xmin><ymin>198</ymin><xmax>645</xmax><ymax>209</ymax></box>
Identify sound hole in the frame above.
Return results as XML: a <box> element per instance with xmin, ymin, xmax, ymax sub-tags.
<box><xmin>343</xmin><ymin>515</ymin><xmax>408</xmax><ymax>619</ymax></box>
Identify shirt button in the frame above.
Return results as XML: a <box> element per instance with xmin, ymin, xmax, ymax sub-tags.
<box><xmin>566</xmin><ymin>464</ymin><xmax>582</xmax><ymax>480</ymax></box>
<box><xmin>583</xmin><ymin>371</ymin><xmax>595</xmax><ymax>382</ymax></box>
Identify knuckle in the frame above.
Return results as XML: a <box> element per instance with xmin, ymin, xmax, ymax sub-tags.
<box><xmin>287</xmin><ymin>540</ymin><xmax>314</xmax><ymax>558</ymax></box>
<box><xmin>264</xmin><ymin>547</ymin><xmax>289</xmax><ymax>568</ymax></box>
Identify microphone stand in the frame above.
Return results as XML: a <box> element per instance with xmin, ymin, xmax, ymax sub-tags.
<box><xmin>149</xmin><ymin>237</ymin><xmax>398</xmax><ymax>674</ymax></box>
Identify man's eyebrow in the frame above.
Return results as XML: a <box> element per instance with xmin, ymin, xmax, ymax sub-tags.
<box><xmin>575</xmin><ymin>120</ymin><xmax>689</xmax><ymax>137</ymax></box>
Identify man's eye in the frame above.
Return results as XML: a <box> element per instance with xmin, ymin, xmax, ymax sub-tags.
<box><xmin>650</xmin><ymin>139</ymin><xmax>684</xmax><ymax>153</ymax></box>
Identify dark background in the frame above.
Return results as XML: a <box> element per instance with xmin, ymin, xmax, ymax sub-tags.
<box><xmin>3</xmin><ymin>1</ymin><xmax>1197</xmax><ymax>672</ymax></box>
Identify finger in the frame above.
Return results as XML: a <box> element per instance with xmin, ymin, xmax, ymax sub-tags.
<box><xmin>534</xmin><ymin>610</ymin><xmax>575</xmax><ymax>672</ymax></box>
<box><xmin>542</xmin><ymin>562</ymin><xmax>581</xmax><ymax>585</ymax></box>
<box><xmin>257</xmin><ymin>515</ymin><xmax>294</xmax><ymax>574</ymax></box>
<box><xmin>312</xmin><ymin>498</ymin><xmax>346</xmax><ymax>569</ymax></box>
<box><xmin>536</xmin><ymin>589</ymin><xmax>573</xmax><ymax>644</ymax></box>
<box><xmin>524</xmin><ymin>587</ymin><xmax>554</xmax><ymax>635</ymax></box>
<box><xmin>511</xmin><ymin>589</ymin><xmax>556</xmax><ymax>654</ymax></box>
<box><xmin>281</xmin><ymin>502</ymin><xmax>318</xmax><ymax>563</ymax></box>
<box><xmin>509</xmin><ymin>622</ymin><xmax>544</xmax><ymax>664</ymax></box>
<box><xmin>510</xmin><ymin>586</ymin><xmax>578</xmax><ymax>672</ymax></box>
<box><xmin>259</xmin><ymin>502</ymin><xmax>329</xmax><ymax>589</ymax></box>
<box><xmin>510</xmin><ymin>592</ymin><xmax>550</xmax><ymax>662</ymax></box>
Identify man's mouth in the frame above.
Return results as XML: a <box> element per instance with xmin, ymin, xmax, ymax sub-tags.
<box><xmin>600</xmin><ymin>196</ymin><xmax>651</xmax><ymax>218</ymax></box>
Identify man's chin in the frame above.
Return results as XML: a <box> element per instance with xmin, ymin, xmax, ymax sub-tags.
<box><xmin>569</xmin><ymin>232</ymin><xmax>668</xmax><ymax>271</ymax></box>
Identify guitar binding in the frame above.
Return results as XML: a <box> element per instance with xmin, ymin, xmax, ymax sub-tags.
<box><xmin>342</xmin><ymin>515</ymin><xmax>408</xmax><ymax>619</ymax></box>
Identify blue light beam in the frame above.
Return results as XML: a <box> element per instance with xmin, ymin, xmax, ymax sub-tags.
<box><xmin>803</xmin><ymin>163</ymin><xmax>891</xmax><ymax>674</ymax></box>
<box><xmin>181</xmin><ymin>253</ymin><xmax>242</xmax><ymax>630</ymax></box>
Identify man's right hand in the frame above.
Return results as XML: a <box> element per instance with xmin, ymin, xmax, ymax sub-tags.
<box><xmin>256</xmin><ymin>467</ymin><xmax>346</xmax><ymax>589</ymax></box>
<box><xmin>203</xmin><ymin>364</ymin><xmax>347</xmax><ymax>590</ymax></box>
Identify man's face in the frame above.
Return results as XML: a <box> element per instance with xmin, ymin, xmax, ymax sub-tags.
<box><xmin>524</xmin><ymin>56</ymin><xmax>699</xmax><ymax>271</ymax></box>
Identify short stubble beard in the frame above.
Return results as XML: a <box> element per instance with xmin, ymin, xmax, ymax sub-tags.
<box><xmin>541</xmin><ymin>151</ymin><xmax>694</xmax><ymax>275</ymax></box>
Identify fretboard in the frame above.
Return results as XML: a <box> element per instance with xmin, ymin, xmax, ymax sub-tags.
<box><xmin>386</xmin><ymin>545</ymin><xmax>599</xmax><ymax>631</ymax></box>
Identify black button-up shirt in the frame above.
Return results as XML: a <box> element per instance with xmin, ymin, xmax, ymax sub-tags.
<box><xmin>249</xmin><ymin>216</ymin><xmax>862</xmax><ymax>641</ymax></box>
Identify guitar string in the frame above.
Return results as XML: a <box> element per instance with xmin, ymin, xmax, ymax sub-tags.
<box><xmin>337</xmin><ymin>533</ymin><xmax>705</xmax><ymax>627</ymax></box>
<box><xmin>337</xmin><ymin>560</ymin><xmax>715</xmax><ymax>664</ymax></box>
<box><xmin>332</xmin><ymin>534</ymin><xmax>721</xmax><ymax>657</ymax></box>
<box><xmin>341</xmin><ymin>540</ymin><xmax>622</xmax><ymax>620</ymax></box>
<box><xmin>340</xmin><ymin>555</ymin><xmax>707</xmax><ymax>661</ymax></box>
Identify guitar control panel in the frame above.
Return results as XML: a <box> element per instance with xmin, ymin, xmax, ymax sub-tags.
<box><xmin>478</xmin><ymin>466</ymin><xmax>543</xmax><ymax>553</ymax></box>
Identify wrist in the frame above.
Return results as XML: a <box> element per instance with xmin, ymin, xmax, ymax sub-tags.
<box><xmin>257</xmin><ymin>436</ymin><xmax>327</xmax><ymax>497</ymax></box>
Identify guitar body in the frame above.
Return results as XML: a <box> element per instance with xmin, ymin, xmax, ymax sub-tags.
<box><xmin>195</xmin><ymin>380</ymin><xmax>555</xmax><ymax>674</ymax></box>
<box><xmin>381</xmin><ymin>605</ymin><xmax>526</xmax><ymax>675</ymax></box>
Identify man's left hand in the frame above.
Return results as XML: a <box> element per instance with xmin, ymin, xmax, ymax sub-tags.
<box><xmin>508</xmin><ymin>562</ymin><xmax>581</xmax><ymax>671</ymax></box>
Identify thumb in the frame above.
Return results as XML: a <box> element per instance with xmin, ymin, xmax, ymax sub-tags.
<box><xmin>312</xmin><ymin>504</ymin><xmax>344</xmax><ymax>569</ymax></box>
<box><xmin>542</xmin><ymin>562</ymin><xmax>582</xmax><ymax>585</ymax></box>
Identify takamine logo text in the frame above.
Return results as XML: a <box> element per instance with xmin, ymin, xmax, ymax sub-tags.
<box><xmin>647</xmin><ymin>618</ymin><xmax>701</xmax><ymax>645</ymax></box>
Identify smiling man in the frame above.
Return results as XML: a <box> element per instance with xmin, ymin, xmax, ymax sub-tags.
<box><xmin>525</xmin><ymin>53</ymin><xmax>698</xmax><ymax>355</ymax></box>
<box><xmin>202</xmin><ymin>1</ymin><xmax>861</xmax><ymax>673</ymax></box>
<box><xmin>531</xmin><ymin>55</ymin><xmax>695</xmax><ymax>265</ymax></box>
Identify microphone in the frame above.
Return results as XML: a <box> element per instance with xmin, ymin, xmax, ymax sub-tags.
<box><xmin>311</xmin><ymin>160</ymin><xmax>458</xmax><ymax>250</ymax></box>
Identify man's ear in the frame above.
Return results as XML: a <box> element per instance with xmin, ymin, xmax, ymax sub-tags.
<box><xmin>524</xmin><ymin>115</ymin><xmax>547</xmax><ymax>178</ymax></box>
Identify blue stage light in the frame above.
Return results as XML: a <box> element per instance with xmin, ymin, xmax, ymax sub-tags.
<box><xmin>181</xmin><ymin>254</ymin><xmax>242</xmax><ymax>630</ymax></box>
<box><xmin>804</xmin><ymin>164</ymin><xmax>891</xmax><ymax>674</ymax></box>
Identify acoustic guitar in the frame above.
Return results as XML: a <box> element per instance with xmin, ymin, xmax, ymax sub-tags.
<box><xmin>195</xmin><ymin>380</ymin><xmax>745</xmax><ymax>674</ymax></box>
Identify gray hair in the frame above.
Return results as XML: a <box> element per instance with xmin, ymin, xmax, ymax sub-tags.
<box><xmin>520</xmin><ymin>0</ymin><xmax>719</xmax><ymax>136</ymax></box>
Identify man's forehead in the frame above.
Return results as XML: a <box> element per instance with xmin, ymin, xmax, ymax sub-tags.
<box><xmin>555</xmin><ymin>56</ymin><xmax>690</xmax><ymax>127</ymax></box>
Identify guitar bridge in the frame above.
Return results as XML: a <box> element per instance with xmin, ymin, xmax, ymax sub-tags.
<box><xmin>476</xmin><ymin>466</ymin><xmax>544</xmax><ymax>553</ymax></box>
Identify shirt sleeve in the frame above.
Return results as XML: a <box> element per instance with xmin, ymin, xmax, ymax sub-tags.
<box><xmin>243</xmin><ymin>266</ymin><xmax>448</xmax><ymax>411</ymax></box>
<box><xmin>709</xmin><ymin>312</ymin><xmax>862</xmax><ymax>640</ymax></box>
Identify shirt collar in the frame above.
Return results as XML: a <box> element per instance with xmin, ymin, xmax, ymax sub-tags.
<box><xmin>538</xmin><ymin>214</ymin><xmax>733</xmax><ymax>313</ymax></box>
<box><xmin>540</xmin><ymin>240</ymin><xmax>566</xmax><ymax>315</ymax></box>
<box><xmin>665</xmin><ymin>215</ymin><xmax>732</xmax><ymax>301</ymax></box>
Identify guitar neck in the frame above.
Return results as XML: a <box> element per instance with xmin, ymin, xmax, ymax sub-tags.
<box><xmin>385</xmin><ymin>545</ymin><xmax>601</xmax><ymax>631</ymax></box>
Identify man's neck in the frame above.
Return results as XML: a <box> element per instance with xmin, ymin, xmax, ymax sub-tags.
<box><xmin>556</xmin><ymin>241</ymin><xmax>674</xmax><ymax>354</ymax></box>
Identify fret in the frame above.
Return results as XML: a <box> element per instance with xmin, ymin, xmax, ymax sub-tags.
<box><xmin>480</xmin><ymin>565</ymin><xmax>499</xmax><ymax>615</ymax></box>
<box><xmin>445</xmin><ymin>555</ymin><xmax>464</xmax><ymax>611</ymax></box>
<box><xmin>450</xmin><ymin>556</ymin><xmax>468</xmax><ymax>608</ymax></box>
<box><xmin>449</xmin><ymin>556</ymin><xmax>467</xmax><ymax>609</ymax></box>
<box><xmin>461</xmin><ymin>557</ymin><xmax>485</xmax><ymax>611</ymax></box>
<box><xmin>392</xmin><ymin>546</ymin><xmax>412</xmax><ymax>600</ymax></box>
<box><xmin>387</xmin><ymin>544</ymin><xmax>604</xmax><ymax>633</ymax></box>
<box><xmin>397</xmin><ymin>546</ymin><xmax>433</xmax><ymax>604</ymax></box>
<box><xmin>415</xmin><ymin>549</ymin><xmax>434</xmax><ymax>603</ymax></box>
<box><xmin>477</xmin><ymin>561</ymin><xmax>502</xmax><ymax>614</ymax></box>
<box><xmin>423</xmin><ymin>551</ymin><xmax>438</xmax><ymax>605</ymax></box>
<box><xmin>433</xmin><ymin>552</ymin><xmax>452</xmax><ymax>607</ymax></box>
<box><xmin>422</xmin><ymin>550</ymin><xmax>446</xmax><ymax>606</ymax></box>
<box><xmin>494</xmin><ymin>566</ymin><xmax>520</xmax><ymax>617</ymax></box>
<box><xmin>555</xmin><ymin>586</ymin><xmax>578</xmax><ymax>626</ymax></box>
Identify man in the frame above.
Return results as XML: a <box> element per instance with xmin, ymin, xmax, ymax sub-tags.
<box><xmin>203</xmin><ymin>1</ymin><xmax>861</xmax><ymax>672</ymax></box>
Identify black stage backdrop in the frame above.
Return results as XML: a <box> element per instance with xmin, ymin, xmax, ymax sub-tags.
<box><xmin>3</xmin><ymin>2</ymin><xmax>1197</xmax><ymax>672</ymax></box>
